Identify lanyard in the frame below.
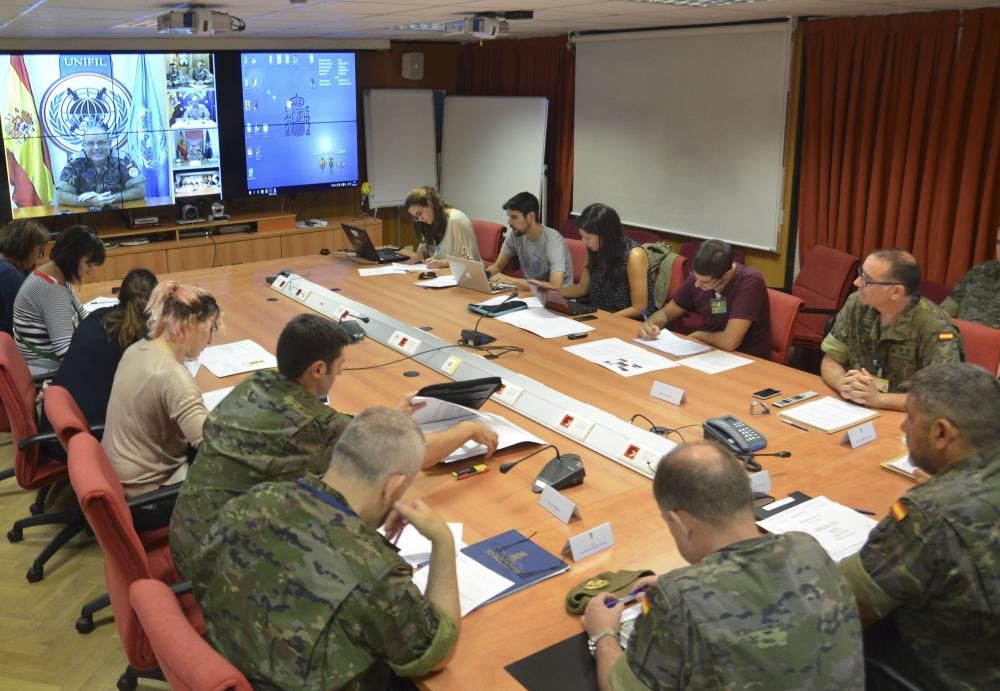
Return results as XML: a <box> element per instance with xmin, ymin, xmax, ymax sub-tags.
<box><xmin>296</xmin><ymin>479</ymin><xmax>358</xmax><ymax>518</ymax></box>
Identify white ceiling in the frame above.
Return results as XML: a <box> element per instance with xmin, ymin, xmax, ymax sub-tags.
<box><xmin>0</xmin><ymin>0</ymin><xmax>995</xmax><ymax>41</ymax></box>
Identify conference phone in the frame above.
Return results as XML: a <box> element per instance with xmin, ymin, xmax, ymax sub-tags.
<box><xmin>703</xmin><ymin>415</ymin><xmax>766</xmax><ymax>454</ymax></box>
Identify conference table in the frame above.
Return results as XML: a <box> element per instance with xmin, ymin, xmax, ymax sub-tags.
<box><xmin>79</xmin><ymin>253</ymin><xmax>913</xmax><ymax>690</ymax></box>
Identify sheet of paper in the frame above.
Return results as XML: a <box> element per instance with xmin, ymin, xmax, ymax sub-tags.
<box><xmin>199</xmin><ymin>339</ymin><xmax>277</xmax><ymax>378</ymax></box>
<box><xmin>883</xmin><ymin>453</ymin><xmax>918</xmax><ymax>478</ymax></box>
<box><xmin>81</xmin><ymin>296</ymin><xmax>119</xmax><ymax>314</ymax></box>
<box><xmin>410</xmin><ymin>396</ymin><xmax>543</xmax><ymax>463</ymax></box>
<box><xmin>677</xmin><ymin>350</ymin><xmax>754</xmax><ymax>374</ymax></box>
<box><xmin>379</xmin><ymin>523</ymin><xmax>464</xmax><ymax>568</ymax></box>
<box><xmin>411</xmin><ymin>552</ymin><xmax>515</xmax><ymax>617</ymax></box>
<box><xmin>474</xmin><ymin>294</ymin><xmax>542</xmax><ymax>309</ymax></box>
<box><xmin>779</xmin><ymin>396</ymin><xmax>878</xmax><ymax>433</ymax></box>
<box><xmin>564</xmin><ymin>337</ymin><xmax>678</xmax><ymax>377</ymax></box>
<box><xmin>634</xmin><ymin>330</ymin><xmax>711</xmax><ymax>357</ymax></box>
<box><xmin>202</xmin><ymin>386</ymin><xmax>234</xmax><ymax>411</ymax></box>
<box><xmin>358</xmin><ymin>266</ymin><xmax>406</xmax><ymax>277</ymax></box>
<box><xmin>756</xmin><ymin>496</ymin><xmax>877</xmax><ymax>562</ymax></box>
<box><xmin>496</xmin><ymin>307</ymin><xmax>595</xmax><ymax>339</ymax></box>
<box><xmin>442</xmin><ymin>411</ymin><xmax>544</xmax><ymax>463</ymax></box>
<box><xmin>391</xmin><ymin>262</ymin><xmax>428</xmax><ymax>272</ymax></box>
<box><xmin>184</xmin><ymin>358</ymin><xmax>201</xmax><ymax>377</ymax></box>
<box><xmin>415</xmin><ymin>275</ymin><xmax>458</xmax><ymax>288</ymax></box>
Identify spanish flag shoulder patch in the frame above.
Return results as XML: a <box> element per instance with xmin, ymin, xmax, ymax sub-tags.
<box><xmin>641</xmin><ymin>595</ymin><xmax>651</xmax><ymax>617</ymax></box>
<box><xmin>937</xmin><ymin>331</ymin><xmax>956</xmax><ymax>342</ymax></box>
<box><xmin>890</xmin><ymin>500</ymin><xmax>908</xmax><ymax>522</ymax></box>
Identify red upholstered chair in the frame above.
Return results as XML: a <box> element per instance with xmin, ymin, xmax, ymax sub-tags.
<box><xmin>471</xmin><ymin>219</ymin><xmax>505</xmax><ymax>265</ymax></box>
<box><xmin>565</xmin><ymin>238</ymin><xmax>588</xmax><ymax>283</ymax></box>
<box><xmin>626</xmin><ymin>228</ymin><xmax>660</xmax><ymax>245</ymax></box>
<box><xmin>558</xmin><ymin>216</ymin><xmax>577</xmax><ymax>239</ymax></box>
<box><xmin>790</xmin><ymin>246</ymin><xmax>861</xmax><ymax>350</ymax></box>
<box><xmin>68</xmin><ymin>432</ymin><xmax>203</xmax><ymax>690</ymax></box>
<box><xmin>0</xmin><ymin>333</ymin><xmax>86</xmax><ymax>583</ymax></box>
<box><xmin>919</xmin><ymin>279</ymin><xmax>950</xmax><ymax>305</ymax></box>
<box><xmin>130</xmin><ymin>579</ymin><xmax>252</xmax><ymax>691</ymax></box>
<box><xmin>768</xmin><ymin>289</ymin><xmax>805</xmax><ymax>364</ymax></box>
<box><xmin>952</xmin><ymin>319</ymin><xmax>1000</xmax><ymax>376</ymax></box>
<box><xmin>666</xmin><ymin>255</ymin><xmax>688</xmax><ymax>305</ymax></box>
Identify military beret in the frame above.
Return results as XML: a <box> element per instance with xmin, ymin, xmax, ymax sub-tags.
<box><xmin>565</xmin><ymin>568</ymin><xmax>655</xmax><ymax>614</ymax></box>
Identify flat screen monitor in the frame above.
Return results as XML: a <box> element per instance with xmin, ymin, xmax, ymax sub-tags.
<box><xmin>0</xmin><ymin>52</ymin><xmax>224</xmax><ymax>220</ymax></box>
<box><xmin>239</xmin><ymin>51</ymin><xmax>359</xmax><ymax>196</ymax></box>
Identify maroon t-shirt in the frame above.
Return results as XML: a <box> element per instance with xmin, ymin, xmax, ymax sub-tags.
<box><xmin>671</xmin><ymin>264</ymin><xmax>771</xmax><ymax>360</ymax></box>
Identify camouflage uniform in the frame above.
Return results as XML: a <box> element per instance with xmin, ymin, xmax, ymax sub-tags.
<box><xmin>821</xmin><ymin>293</ymin><xmax>962</xmax><ymax>393</ymax></box>
<box><xmin>608</xmin><ymin>532</ymin><xmax>864</xmax><ymax>690</ymax></box>
<box><xmin>56</xmin><ymin>153</ymin><xmax>143</xmax><ymax>197</ymax></box>
<box><xmin>941</xmin><ymin>260</ymin><xmax>1000</xmax><ymax>328</ymax></box>
<box><xmin>170</xmin><ymin>368</ymin><xmax>352</xmax><ymax>582</ymax></box>
<box><xmin>193</xmin><ymin>474</ymin><xmax>457</xmax><ymax>690</ymax></box>
<box><xmin>840</xmin><ymin>446</ymin><xmax>1000</xmax><ymax>691</ymax></box>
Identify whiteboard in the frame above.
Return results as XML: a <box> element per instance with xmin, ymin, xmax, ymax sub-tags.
<box><xmin>363</xmin><ymin>89</ymin><xmax>436</xmax><ymax>208</ymax></box>
<box><xmin>440</xmin><ymin>96</ymin><xmax>548</xmax><ymax>225</ymax></box>
<box><xmin>573</xmin><ymin>23</ymin><xmax>791</xmax><ymax>251</ymax></box>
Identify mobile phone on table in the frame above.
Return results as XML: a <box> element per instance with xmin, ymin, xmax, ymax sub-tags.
<box><xmin>752</xmin><ymin>387</ymin><xmax>781</xmax><ymax>400</ymax></box>
<box><xmin>574</xmin><ymin>315</ymin><xmax>597</xmax><ymax>322</ymax></box>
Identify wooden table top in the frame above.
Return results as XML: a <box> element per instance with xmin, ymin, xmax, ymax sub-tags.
<box><xmin>80</xmin><ymin>254</ymin><xmax>912</xmax><ymax>690</ymax></box>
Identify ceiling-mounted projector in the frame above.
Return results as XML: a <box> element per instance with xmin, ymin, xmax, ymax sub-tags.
<box><xmin>444</xmin><ymin>16</ymin><xmax>509</xmax><ymax>39</ymax></box>
<box><xmin>157</xmin><ymin>8</ymin><xmax>243</xmax><ymax>35</ymax></box>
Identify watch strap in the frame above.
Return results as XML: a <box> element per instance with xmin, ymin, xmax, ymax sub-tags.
<box><xmin>587</xmin><ymin>629</ymin><xmax>619</xmax><ymax>656</ymax></box>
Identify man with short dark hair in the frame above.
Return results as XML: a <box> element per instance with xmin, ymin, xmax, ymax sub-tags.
<box><xmin>582</xmin><ymin>441</ymin><xmax>864</xmax><ymax>690</ymax></box>
<box><xmin>170</xmin><ymin>313</ymin><xmax>497</xmax><ymax>582</ymax></box>
<box><xmin>638</xmin><ymin>239</ymin><xmax>771</xmax><ymax>359</ymax></box>
<box><xmin>486</xmin><ymin>191</ymin><xmax>572</xmax><ymax>290</ymax></box>
<box><xmin>194</xmin><ymin>408</ymin><xmax>460</xmax><ymax>689</ymax></box>
<box><xmin>821</xmin><ymin>249</ymin><xmax>962</xmax><ymax>411</ymax></box>
<box><xmin>941</xmin><ymin>225</ymin><xmax>1000</xmax><ymax>329</ymax></box>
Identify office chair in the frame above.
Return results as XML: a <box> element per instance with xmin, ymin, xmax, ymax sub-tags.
<box><xmin>565</xmin><ymin>238</ymin><xmax>588</xmax><ymax>283</ymax></box>
<box><xmin>789</xmin><ymin>245</ymin><xmax>860</xmax><ymax>351</ymax></box>
<box><xmin>767</xmin><ymin>289</ymin><xmax>805</xmax><ymax>364</ymax></box>
<box><xmin>918</xmin><ymin>278</ymin><xmax>950</xmax><ymax>305</ymax></box>
<box><xmin>952</xmin><ymin>318</ymin><xmax>1000</xmax><ymax>375</ymax></box>
<box><xmin>471</xmin><ymin>219</ymin><xmax>506</xmax><ymax>266</ymax></box>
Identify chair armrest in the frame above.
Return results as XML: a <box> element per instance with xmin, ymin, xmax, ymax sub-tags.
<box><xmin>18</xmin><ymin>431</ymin><xmax>60</xmax><ymax>450</ymax></box>
<box><xmin>127</xmin><ymin>484</ymin><xmax>181</xmax><ymax>510</ymax></box>
<box><xmin>800</xmin><ymin>307</ymin><xmax>839</xmax><ymax>315</ymax></box>
<box><xmin>170</xmin><ymin>580</ymin><xmax>193</xmax><ymax>597</ymax></box>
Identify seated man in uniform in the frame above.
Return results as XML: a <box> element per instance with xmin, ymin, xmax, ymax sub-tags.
<box><xmin>166</xmin><ymin>61</ymin><xmax>187</xmax><ymax>88</ymax></box>
<box><xmin>189</xmin><ymin>59</ymin><xmax>213</xmax><ymax>83</ymax></box>
<box><xmin>638</xmin><ymin>239</ymin><xmax>771</xmax><ymax>359</ymax></box>
<box><xmin>583</xmin><ymin>441</ymin><xmax>864</xmax><ymax>690</ymax></box>
<box><xmin>486</xmin><ymin>191</ymin><xmax>573</xmax><ymax>290</ymax></box>
<box><xmin>840</xmin><ymin>363</ymin><xmax>1000</xmax><ymax>691</ymax></box>
<box><xmin>821</xmin><ymin>249</ymin><xmax>962</xmax><ymax>411</ymax></box>
<box><xmin>55</xmin><ymin>124</ymin><xmax>145</xmax><ymax>207</ymax></box>
<box><xmin>183</xmin><ymin>100</ymin><xmax>212</xmax><ymax>121</ymax></box>
<box><xmin>193</xmin><ymin>408</ymin><xmax>460</xmax><ymax>689</ymax></box>
<box><xmin>941</xmin><ymin>225</ymin><xmax>1000</xmax><ymax>328</ymax></box>
<box><xmin>170</xmin><ymin>313</ymin><xmax>497</xmax><ymax>582</ymax></box>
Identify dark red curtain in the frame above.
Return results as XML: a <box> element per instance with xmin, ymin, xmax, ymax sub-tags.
<box><xmin>458</xmin><ymin>36</ymin><xmax>575</xmax><ymax>226</ymax></box>
<box><xmin>798</xmin><ymin>9</ymin><xmax>1000</xmax><ymax>285</ymax></box>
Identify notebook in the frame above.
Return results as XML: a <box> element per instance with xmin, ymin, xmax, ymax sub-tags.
<box><xmin>776</xmin><ymin>396</ymin><xmax>879</xmax><ymax>434</ymax></box>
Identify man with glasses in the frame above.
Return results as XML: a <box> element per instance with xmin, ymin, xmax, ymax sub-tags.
<box><xmin>941</xmin><ymin>225</ymin><xmax>1000</xmax><ymax>328</ymax></box>
<box><xmin>638</xmin><ymin>239</ymin><xmax>771</xmax><ymax>359</ymax></box>
<box><xmin>821</xmin><ymin>249</ymin><xmax>962</xmax><ymax>411</ymax></box>
<box><xmin>55</xmin><ymin>123</ymin><xmax>146</xmax><ymax>207</ymax></box>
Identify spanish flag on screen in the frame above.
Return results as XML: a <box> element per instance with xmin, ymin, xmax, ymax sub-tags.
<box><xmin>3</xmin><ymin>55</ymin><xmax>55</xmax><ymax>208</ymax></box>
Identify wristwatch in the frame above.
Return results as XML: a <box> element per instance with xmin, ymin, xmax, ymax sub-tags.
<box><xmin>587</xmin><ymin>629</ymin><xmax>619</xmax><ymax>657</ymax></box>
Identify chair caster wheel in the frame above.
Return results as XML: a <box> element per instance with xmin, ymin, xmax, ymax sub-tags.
<box><xmin>26</xmin><ymin>564</ymin><xmax>44</xmax><ymax>583</ymax></box>
<box><xmin>7</xmin><ymin>528</ymin><xmax>23</xmax><ymax>542</ymax></box>
<box><xmin>29</xmin><ymin>502</ymin><xmax>44</xmax><ymax>516</ymax></box>
<box><xmin>76</xmin><ymin>615</ymin><xmax>95</xmax><ymax>634</ymax></box>
<box><xmin>117</xmin><ymin>674</ymin><xmax>138</xmax><ymax>691</ymax></box>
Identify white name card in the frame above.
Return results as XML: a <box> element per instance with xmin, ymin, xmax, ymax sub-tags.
<box><xmin>539</xmin><ymin>485</ymin><xmax>580</xmax><ymax>524</ymax></box>
<box><xmin>650</xmin><ymin>380</ymin><xmax>685</xmax><ymax>405</ymax></box>
<box><xmin>561</xmin><ymin>522</ymin><xmax>615</xmax><ymax>561</ymax></box>
<box><xmin>844</xmin><ymin>422</ymin><xmax>878</xmax><ymax>449</ymax></box>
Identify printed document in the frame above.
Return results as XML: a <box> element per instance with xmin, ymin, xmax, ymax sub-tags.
<box><xmin>634</xmin><ymin>330</ymin><xmax>711</xmax><ymax>357</ymax></box>
<box><xmin>677</xmin><ymin>350</ymin><xmax>754</xmax><ymax>374</ymax></box>
<box><xmin>358</xmin><ymin>266</ymin><xmax>406</xmax><ymax>277</ymax></box>
<box><xmin>202</xmin><ymin>387</ymin><xmax>234</xmax><ymax>412</ymax></box>
<box><xmin>411</xmin><ymin>552</ymin><xmax>515</xmax><ymax>617</ymax></box>
<box><xmin>777</xmin><ymin>396</ymin><xmax>879</xmax><ymax>433</ymax></box>
<box><xmin>564</xmin><ymin>337</ymin><xmax>678</xmax><ymax>377</ymax></box>
<box><xmin>756</xmin><ymin>496</ymin><xmax>877</xmax><ymax>561</ymax></box>
<box><xmin>199</xmin><ymin>339</ymin><xmax>277</xmax><ymax>378</ymax></box>
<box><xmin>411</xmin><ymin>396</ymin><xmax>543</xmax><ymax>462</ymax></box>
<box><xmin>496</xmin><ymin>308</ymin><xmax>595</xmax><ymax>338</ymax></box>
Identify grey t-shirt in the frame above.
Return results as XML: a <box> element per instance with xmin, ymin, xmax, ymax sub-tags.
<box><xmin>500</xmin><ymin>226</ymin><xmax>573</xmax><ymax>286</ymax></box>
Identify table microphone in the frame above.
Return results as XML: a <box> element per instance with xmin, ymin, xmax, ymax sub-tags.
<box><xmin>500</xmin><ymin>444</ymin><xmax>585</xmax><ymax>493</ymax></box>
<box><xmin>461</xmin><ymin>289</ymin><xmax>519</xmax><ymax>347</ymax></box>
<box><xmin>338</xmin><ymin>311</ymin><xmax>369</xmax><ymax>343</ymax></box>
<box><xmin>737</xmin><ymin>451</ymin><xmax>791</xmax><ymax>458</ymax></box>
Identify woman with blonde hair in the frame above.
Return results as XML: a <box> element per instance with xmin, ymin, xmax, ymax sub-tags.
<box><xmin>103</xmin><ymin>280</ymin><xmax>221</xmax><ymax>500</ymax></box>
<box><xmin>405</xmin><ymin>185</ymin><xmax>480</xmax><ymax>269</ymax></box>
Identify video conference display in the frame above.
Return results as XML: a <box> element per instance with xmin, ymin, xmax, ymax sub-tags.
<box><xmin>0</xmin><ymin>52</ymin><xmax>223</xmax><ymax>219</ymax></box>
<box><xmin>240</xmin><ymin>51</ymin><xmax>359</xmax><ymax>196</ymax></box>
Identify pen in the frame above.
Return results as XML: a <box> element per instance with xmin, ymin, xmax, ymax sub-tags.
<box><xmin>852</xmin><ymin>508</ymin><xmax>877</xmax><ymax>516</ymax></box>
<box><xmin>605</xmin><ymin>586</ymin><xmax>648</xmax><ymax>608</ymax></box>
<box><xmin>780</xmin><ymin>418</ymin><xmax>809</xmax><ymax>432</ymax></box>
<box><xmin>641</xmin><ymin>309</ymin><xmax>648</xmax><ymax>321</ymax></box>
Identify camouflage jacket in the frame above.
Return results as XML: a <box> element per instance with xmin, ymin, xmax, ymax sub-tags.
<box><xmin>56</xmin><ymin>154</ymin><xmax>142</xmax><ymax>195</ymax></box>
<box><xmin>170</xmin><ymin>369</ymin><xmax>352</xmax><ymax>581</ymax></box>
<box><xmin>941</xmin><ymin>260</ymin><xmax>1000</xmax><ymax>329</ymax></box>
<box><xmin>821</xmin><ymin>293</ymin><xmax>962</xmax><ymax>393</ymax></box>
<box><xmin>609</xmin><ymin>532</ymin><xmax>864</xmax><ymax>690</ymax></box>
<box><xmin>841</xmin><ymin>445</ymin><xmax>1000</xmax><ymax>691</ymax></box>
<box><xmin>194</xmin><ymin>474</ymin><xmax>457</xmax><ymax>690</ymax></box>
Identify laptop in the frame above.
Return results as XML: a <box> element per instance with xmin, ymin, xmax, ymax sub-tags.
<box><xmin>447</xmin><ymin>256</ymin><xmax>519</xmax><ymax>294</ymax></box>
<box><xmin>340</xmin><ymin>223</ymin><xmax>408</xmax><ymax>264</ymax></box>
<box><xmin>529</xmin><ymin>284</ymin><xmax>597</xmax><ymax>316</ymax></box>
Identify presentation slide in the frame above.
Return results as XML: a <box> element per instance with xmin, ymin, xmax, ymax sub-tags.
<box><xmin>240</xmin><ymin>51</ymin><xmax>359</xmax><ymax>195</ymax></box>
<box><xmin>0</xmin><ymin>52</ymin><xmax>223</xmax><ymax>218</ymax></box>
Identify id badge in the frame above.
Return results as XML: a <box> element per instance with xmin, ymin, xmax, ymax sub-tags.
<box><xmin>710</xmin><ymin>297</ymin><xmax>727</xmax><ymax>315</ymax></box>
<box><xmin>873</xmin><ymin>377</ymin><xmax>890</xmax><ymax>393</ymax></box>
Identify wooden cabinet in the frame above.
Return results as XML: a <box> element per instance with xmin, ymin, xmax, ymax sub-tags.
<box><xmin>168</xmin><ymin>236</ymin><xmax>282</xmax><ymax>272</ymax></box>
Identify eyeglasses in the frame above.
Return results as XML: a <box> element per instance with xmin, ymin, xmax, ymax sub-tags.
<box><xmin>209</xmin><ymin>322</ymin><xmax>219</xmax><ymax>336</ymax></box>
<box><xmin>857</xmin><ymin>267</ymin><xmax>900</xmax><ymax>288</ymax></box>
<box><xmin>485</xmin><ymin>531</ymin><xmax>566</xmax><ymax>578</ymax></box>
<box><xmin>749</xmin><ymin>401</ymin><xmax>770</xmax><ymax>416</ymax></box>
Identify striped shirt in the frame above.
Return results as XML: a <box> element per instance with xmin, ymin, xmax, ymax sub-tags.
<box><xmin>13</xmin><ymin>270</ymin><xmax>87</xmax><ymax>378</ymax></box>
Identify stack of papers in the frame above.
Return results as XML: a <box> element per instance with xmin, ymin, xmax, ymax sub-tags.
<box><xmin>756</xmin><ymin>496</ymin><xmax>878</xmax><ymax>561</ymax></box>
<box><xmin>382</xmin><ymin>523</ymin><xmax>465</xmax><ymax>568</ymax></box>
<box><xmin>496</xmin><ymin>308</ymin><xmax>595</xmax><ymax>339</ymax></box>
<box><xmin>777</xmin><ymin>396</ymin><xmax>879</xmax><ymax>434</ymax></box>
<box><xmin>881</xmin><ymin>453</ymin><xmax>919</xmax><ymax>480</ymax></box>
<box><xmin>358</xmin><ymin>266</ymin><xmax>406</xmax><ymax>277</ymax></box>
<box><xmin>634</xmin><ymin>330</ymin><xmax>711</xmax><ymax>357</ymax></box>
<box><xmin>412</xmin><ymin>553</ymin><xmax>515</xmax><ymax>617</ymax></box>
<box><xmin>411</xmin><ymin>396</ymin><xmax>543</xmax><ymax>463</ymax></box>
<box><xmin>81</xmin><ymin>296</ymin><xmax>119</xmax><ymax>314</ymax></box>
<box><xmin>564</xmin><ymin>337</ymin><xmax>678</xmax><ymax>378</ymax></box>
<box><xmin>392</xmin><ymin>262</ymin><xmax>427</xmax><ymax>272</ymax></box>
<box><xmin>677</xmin><ymin>350</ymin><xmax>753</xmax><ymax>374</ymax></box>
<box><xmin>415</xmin><ymin>275</ymin><xmax>458</xmax><ymax>288</ymax></box>
<box><xmin>199</xmin><ymin>339</ymin><xmax>277</xmax><ymax>378</ymax></box>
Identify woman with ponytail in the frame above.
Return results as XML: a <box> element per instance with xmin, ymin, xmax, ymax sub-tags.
<box><xmin>40</xmin><ymin>268</ymin><xmax>158</xmax><ymax>461</ymax></box>
<box><xmin>103</xmin><ymin>280</ymin><xmax>222</xmax><ymax>500</ymax></box>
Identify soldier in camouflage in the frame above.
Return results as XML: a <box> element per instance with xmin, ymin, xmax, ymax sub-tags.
<box><xmin>55</xmin><ymin>124</ymin><xmax>146</xmax><ymax>207</ymax></box>
<box><xmin>170</xmin><ymin>313</ymin><xmax>498</xmax><ymax>583</ymax></box>
<box><xmin>193</xmin><ymin>407</ymin><xmax>460</xmax><ymax>690</ymax></box>
<box><xmin>821</xmin><ymin>249</ymin><xmax>962</xmax><ymax>411</ymax></box>
<box><xmin>583</xmin><ymin>442</ymin><xmax>864</xmax><ymax>690</ymax></box>
<box><xmin>840</xmin><ymin>363</ymin><xmax>1000</xmax><ymax>691</ymax></box>
<box><xmin>941</xmin><ymin>226</ymin><xmax>1000</xmax><ymax>329</ymax></box>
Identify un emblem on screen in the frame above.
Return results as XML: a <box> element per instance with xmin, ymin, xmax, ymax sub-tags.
<box><xmin>39</xmin><ymin>73</ymin><xmax>131</xmax><ymax>152</ymax></box>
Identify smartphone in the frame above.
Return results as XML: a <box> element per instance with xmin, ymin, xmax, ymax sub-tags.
<box><xmin>567</xmin><ymin>333</ymin><xmax>588</xmax><ymax>340</ymax></box>
<box><xmin>574</xmin><ymin>315</ymin><xmax>597</xmax><ymax>322</ymax></box>
<box><xmin>752</xmin><ymin>387</ymin><xmax>781</xmax><ymax>400</ymax></box>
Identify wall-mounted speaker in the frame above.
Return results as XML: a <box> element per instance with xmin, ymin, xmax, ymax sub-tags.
<box><xmin>402</xmin><ymin>52</ymin><xmax>424</xmax><ymax>80</ymax></box>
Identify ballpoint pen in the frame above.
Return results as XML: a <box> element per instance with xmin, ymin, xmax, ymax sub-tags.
<box><xmin>780</xmin><ymin>418</ymin><xmax>809</xmax><ymax>432</ymax></box>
